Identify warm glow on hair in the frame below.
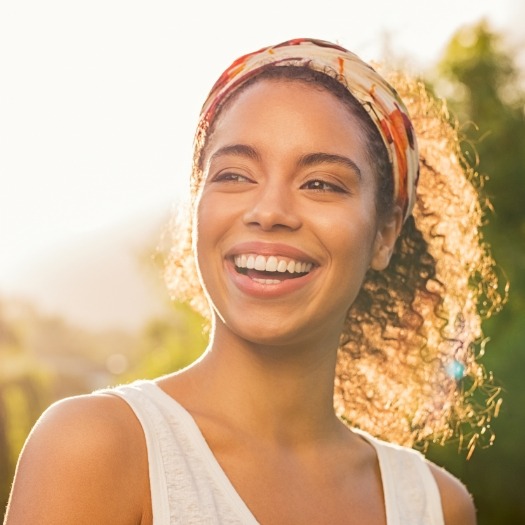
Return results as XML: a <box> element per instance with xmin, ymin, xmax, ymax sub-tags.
<box><xmin>163</xmin><ymin>71</ymin><xmax>505</xmax><ymax>456</ymax></box>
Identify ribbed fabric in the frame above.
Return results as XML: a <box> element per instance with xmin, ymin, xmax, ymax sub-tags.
<box><xmin>105</xmin><ymin>380</ymin><xmax>444</xmax><ymax>525</ymax></box>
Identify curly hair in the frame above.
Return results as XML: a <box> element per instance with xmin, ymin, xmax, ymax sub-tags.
<box><xmin>163</xmin><ymin>65</ymin><xmax>505</xmax><ymax>455</ymax></box>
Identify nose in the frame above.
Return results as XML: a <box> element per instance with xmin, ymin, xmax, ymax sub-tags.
<box><xmin>243</xmin><ymin>180</ymin><xmax>302</xmax><ymax>231</ymax></box>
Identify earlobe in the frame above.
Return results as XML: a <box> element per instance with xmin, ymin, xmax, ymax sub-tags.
<box><xmin>370</xmin><ymin>243</ymin><xmax>393</xmax><ymax>271</ymax></box>
<box><xmin>370</xmin><ymin>207</ymin><xmax>403</xmax><ymax>271</ymax></box>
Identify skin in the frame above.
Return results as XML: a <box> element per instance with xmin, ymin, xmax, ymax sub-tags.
<box><xmin>4</xmin><ymin>80</ymin><xmax>476</xmax><ymax>525</ymax></box>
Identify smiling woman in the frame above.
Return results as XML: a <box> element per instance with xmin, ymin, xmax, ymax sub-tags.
<box><xmin>4</xmin><ymin>38</ymin><xmax>503</xmax><ymax>525</ymax></box>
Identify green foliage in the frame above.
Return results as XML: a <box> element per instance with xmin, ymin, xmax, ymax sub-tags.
<box><xmin>436</xmin><ymin>20</ymin><xmax>525</xmax><ymax>260</ymax></box>
<box><xmin>121</xmin><ymin>301</ymin><xmax>207</xmax><ymax>381</ymax></box>
<box><xmin>0</xmin><ymin>304</ymin><xmax>53</xmax><ymax>519</ymax></box>
<box><xmin>426</xmin><ymin>20</ymin><xmax>525</xmax><ymax>525</ymax></box>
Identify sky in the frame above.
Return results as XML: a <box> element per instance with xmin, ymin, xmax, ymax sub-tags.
<box><xmin>1</xmin><ymin>0</ymin><xmax>523</xmax><ymax>295</ymax></box>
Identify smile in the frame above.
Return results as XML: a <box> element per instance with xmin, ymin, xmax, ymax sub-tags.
<box><xmin>233</xmin><ymin>254</ymin><xmax>314</xmax><ymax>284</ymax></box>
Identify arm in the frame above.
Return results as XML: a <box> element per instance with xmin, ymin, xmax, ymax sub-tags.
<box><xmin>429</xmin><ymin>463</ymin><xmax>477</xmax><ymax>525</ymax></box>
<box><xmin>4</xmin><ymin>394</ymin><xmax>151</xmax><ymax>525</ymax></box>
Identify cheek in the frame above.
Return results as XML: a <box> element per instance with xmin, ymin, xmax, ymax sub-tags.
<box><xmin>193</xmin><ymin>192</ymin><xmax>230</xmax><ymax>289</ymax></box>
<box><xmin>325</xmin><ymin>213</ymin><xmax>378</xmax><ymax>282</ymax></box>
<box><xmin>193</xmin><ymin>196</ymin><xmax>215</xmax><ymax>281</ymax></box>
<box><xmin>195</xmin><ymin>188</ymin><xmax>218</xmax><ymax>238</ymax></box>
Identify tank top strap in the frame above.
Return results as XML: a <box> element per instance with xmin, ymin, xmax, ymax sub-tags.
<box><xmin>101</xmin><ymin>381</ymin><xmax>172</xmax><ymax>524</ymax></box>
<box><xmin>355</xmin><ymin>429</ymin><xmax>445</xmax><ymax>525</ymax></box>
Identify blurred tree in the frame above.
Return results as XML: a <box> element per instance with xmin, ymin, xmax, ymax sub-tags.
<box><xmin>426</xmin><ymin>20</ymin><xmax>525</xmax><ymax>525</ymax></box>
<box><xmin>0</xmin><ymin>303</ymin><xmax>52</xmax><ymax>519</ymax></box>
<box><xmin>121</xmin><ymin>301</ymin><xmax>207</xmax><ymax>382</ymax></box>
<box><xmin>435</xmin><ymin>19</ymin><xmax>525</xmax><ymax>289</ymax></box>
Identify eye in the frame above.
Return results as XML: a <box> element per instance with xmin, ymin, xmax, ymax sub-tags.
<box><xmin>301</xmin><ymin>179</ymin><xmax>347</xmax><ymax>193</ymax></box>
<box><xmin>211</xmin><ymin>171</ymin><xmax>255</xmax><ymax>184</ymax></box>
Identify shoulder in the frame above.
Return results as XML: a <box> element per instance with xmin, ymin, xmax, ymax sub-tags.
<box><xmin>427</xmin><ymin>461</ymin><xmax>477</xmax><ymax>525</ymax></box>
<box><xmin>24</xmin><ymin>391</ymin><xmax>144</xmax><ymax>470</ymax></box>
<box><xmin>31</xmin><ymin>390</ymin><xmax>144</xmax><ymax>460</ymax></box>
<box><xmin>5</xmin><ymin>391</ymin><xmax>150</xmax><ymax>524</ymax></box>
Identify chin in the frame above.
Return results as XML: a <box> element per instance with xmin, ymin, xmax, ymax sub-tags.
<box><xmin>213</xmin><ymin>307</ymin><xmax>342</xmax><ymax>352</ymax></box>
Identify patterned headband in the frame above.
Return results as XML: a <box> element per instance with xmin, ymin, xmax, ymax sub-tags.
<box><xmin>198</xmin><ymin>38</ymin><xmax>419</xmax><ymax>221</ymax></box>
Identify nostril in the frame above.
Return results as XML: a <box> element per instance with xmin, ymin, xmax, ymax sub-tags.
<box><xmin>242</xmin><ymin>202</ymin><xmax>301</xmax><ymax>231</ymax></box>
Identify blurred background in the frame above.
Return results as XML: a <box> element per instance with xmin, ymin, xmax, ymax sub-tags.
<box><xmin>1</xmin><ymin>1</ymin><xmax>524</xmax><ymax>523</ymax></box>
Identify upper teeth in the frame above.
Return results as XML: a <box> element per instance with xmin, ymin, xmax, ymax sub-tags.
<box><xmin>234</xmin><ymin>254</ymin><xmax>313</xmax><ymax>274</ymax></box>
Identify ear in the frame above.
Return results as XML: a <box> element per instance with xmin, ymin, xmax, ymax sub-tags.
<box><xmin>370</xmin><ymin>207</ymin><xmax>404</xmax><ymax>271</ymax></box>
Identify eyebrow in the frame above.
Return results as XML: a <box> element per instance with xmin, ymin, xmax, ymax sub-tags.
<box><xmin>297</xmin><ymin>152</ymin><xmax>362</xmax><ymax>179</ymax></box>
<box><xmin>208</xmin><ymin>144</ymin><xmax>261</xmax><ymax>163</ymax></box>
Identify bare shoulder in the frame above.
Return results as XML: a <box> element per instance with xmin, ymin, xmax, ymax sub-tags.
<box><xmin>428</xmin><ymin>461</ymin><xmax>477</xmax><ymax>525</ymax></box>
<box><xmin>5</xmin><ymin>391</ymin><xmax>151</xmax><ymax>525</ymax></box>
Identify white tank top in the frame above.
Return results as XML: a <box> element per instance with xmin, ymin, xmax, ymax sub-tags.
<box><xmin>105</xmin><ymin>380</ymin><xmax>445</xmax><ymax>525</ymax></box>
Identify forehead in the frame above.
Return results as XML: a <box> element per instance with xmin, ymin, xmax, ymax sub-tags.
<box><xmin>217</xmin><ymin>77</ymin><xmax>353</xmax><ymax>124</ymax></box>
<box><xmin>204</xmin><ymin>79</ymin><xmax>370</xmax><ymax>162</ymax></box>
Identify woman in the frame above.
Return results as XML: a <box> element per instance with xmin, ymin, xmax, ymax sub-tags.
<box><xmin>4</xmin><ymin>38</ymin><xmax>502</xmax><ymax>524</ymax></box>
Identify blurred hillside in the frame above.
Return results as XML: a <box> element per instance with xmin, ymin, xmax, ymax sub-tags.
<box><xmin>1</xmin><ymin>205</ymin><xmax>173</xmax><ymax>332</ymax></box>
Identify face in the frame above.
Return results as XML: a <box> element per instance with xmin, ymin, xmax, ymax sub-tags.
<box><xmin>195</xmin><ymin>80</ymin><xmax>399</xmax><ymax>349</ymax></box>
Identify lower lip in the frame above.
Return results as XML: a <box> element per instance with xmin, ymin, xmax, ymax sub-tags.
<box><xmin>226</xmin><ymin>260</ymin><xmax>317</xmax><ymax>299</ymax></box>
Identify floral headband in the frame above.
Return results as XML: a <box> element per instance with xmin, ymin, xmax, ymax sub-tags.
<box><xmin>198</xmin><ymin>38</ymin><xmax>419</xmax><ymax>221</ymax></box>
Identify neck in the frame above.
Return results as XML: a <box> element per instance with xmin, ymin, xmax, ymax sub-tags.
<box><xmin>182</xmin><ymin>321</ymin><xmax>344</xmax><ymax>445</ymax></box>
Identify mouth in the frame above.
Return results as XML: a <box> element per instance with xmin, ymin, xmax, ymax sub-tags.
<box><xmin>233</xmin><ymin>254</ymin><xmax>314</xmax><ymax>284</ymax></box>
